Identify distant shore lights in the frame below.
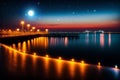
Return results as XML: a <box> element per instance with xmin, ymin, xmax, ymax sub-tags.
<box><xmin>27</xmin><ymin>24</ymin><xmax>30</xmax><ymax>31</ymax></box>
<box><xmin>20</xmin><ymin>20</ymin><xmax>25</xmax><ymax>32</ymax></box>
<box><xmin>45</xmin><ymin>29</ymin><xmax>48</xmax><ymax>32</ymax></box>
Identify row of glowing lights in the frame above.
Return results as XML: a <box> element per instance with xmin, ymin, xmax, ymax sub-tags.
<box><xmin>17</xmin><ymin>20</ymin><xmax>48</xmax><ymax>32</ymax></box>
<box><xmin>33</xmin><ymin>53</ymin><xmax>119</xmax><ymax>70</ymax></box>
<box><xmin>1</xmin><ymin>43</ymin><xmax>119</xmax><ymax>71</ymax></box>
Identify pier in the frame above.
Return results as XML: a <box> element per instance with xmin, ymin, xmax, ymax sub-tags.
<box><xmin>0</xmin><ymin>31</ymin><xmax>80</xmax><ymax>44</ymax></box>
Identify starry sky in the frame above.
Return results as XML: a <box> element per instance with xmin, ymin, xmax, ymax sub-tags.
<box><xmin>0</xmin><ymin>0</ymin><xmax>120</xmax><ymax>31</ymax></box>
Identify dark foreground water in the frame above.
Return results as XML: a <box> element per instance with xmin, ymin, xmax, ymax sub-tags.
<box><xmin>0</xmin><ymin>33</ymin><xmax>120</xmax><ymax>80</ymax></box>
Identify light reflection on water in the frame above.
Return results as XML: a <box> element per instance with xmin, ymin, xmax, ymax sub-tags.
<box><xmin>100</xmin><ymin>33</ymin><xmax>104</xmax><ymax>47</ymax></box>
<box><xmin>83</xmin><ymin>33</ymin><xmax>112</xmax><ymax>48</ymax></box>
<box><xmin>0</xmin><ymin>33</ymin><xmax>120</xmax><ymax>79</ymax></box>
<box><xmin>10</xmin><ymin>33</ymin><xmax>113</xmax><ymax>55</ymax></box>
<box><xmin>49</xmin><ymin>37</ymin><xmax>69</xmax><ymax>46</ymax></box>
<box><xmin>108</xmin><ymin>33</ymin><xmax>111</xmax><ymax>47</ymax></box>
<box><xmin>22</xmin><ymin>41</ymin><xmax>27</xmax><ymax>53</ymax></box>
<box><xmin>55</xmin><ymin>59</ymin><xmax>63</xmax><ymax>77</ymax></box>
<box><xmin>69</xmin><ymin>61</ymin><xmax>75</xmax><ymax>78</ymax></box>
<box><xmin>0</xmin><ymin>43</ymin><xmax>120</xmax><ymax>79</ymax></box>
<box><xmin>44</xmin><ymin>56</ymin><xmax>49</xmax><ymax>77</ymax></box>
<box><xmin>85</xmin><ymin>33</ymin><xmax>89</xmax><ymax>44</ymax></box>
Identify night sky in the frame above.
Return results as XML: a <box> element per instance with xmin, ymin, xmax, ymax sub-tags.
<box><xmin>0</xmin><ymin>0</ymin><xmax>120</xmax><ymax>31</ymax></box>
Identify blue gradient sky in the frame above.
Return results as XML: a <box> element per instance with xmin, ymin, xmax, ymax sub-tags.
<box><xmin>0</xmin><ymin>0</ymin><xmax>120</xmax><ymax>31</ymax></box>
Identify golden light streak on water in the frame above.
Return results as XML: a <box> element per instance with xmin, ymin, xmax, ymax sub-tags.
<box><xmin>18</xmin><ymin>42</ymin><xmax>21</xmax><ymax>51</ymax></box>
<box><xmin>45</xmin><ymin>37</ymin><xmax>48</xmax><ymax>49</ymax></box>
<box><xmin>32</xmin><ymin>52</ymin><xmax>37</xmax><ymax>74</ymax></box>
<box><xmin>20</xmin><ymin>51</ymin><xmax>26</xmax><ymax>72</ymax></box>
<box><xmin>12</xmin><ymin>44</ymin><xmax>16</xmax><ymax>49</ymax></box>
<box><xmin>12</xmin><ymin>44</ymin><xmax>18</xmax><ymax>72</ymax></box>
<box><xmin>27</xmin><ymin>40</ymin><xmax>30</xmax><ymax>51</ymax></box>
<box><xmin>79</xmin><ymin>60</ymin><xmax>86</xmax><ymax>78</ymax></box>
<box><xmin>69</xmin><ymin>61</ymin><xmax>75</xmax><ymax>78</ymax></box>
<box><xmin>55</xmin><ymin>58</ymin><xmax>63</xmax><ymax>77</ymax></box>
<box><xmin>36</xmin><ymin>38</ymin><xmax>39</xmax><ymax>47</ymax></box>
<box><xmin>31</xmin><ymin>39</ymin><xmax>34</xmax><ymax>46</ymax></box>
<box><xmin>31</xmin><ymin>37</ymin><xmax>49</xmax><ymax>49</ymax></box>
<box><xmin>7</xmin><ymin>46</ymin><xmax>13</xmax><ymax>72</ymax></box>
<box><xmin>20</xmin><ymin>41</ymin><xmax>27</xmax><ymax>72</ymax></box>
<box><xmin>44</xmin><ymin>56</ymin><xmax>49</xmax><ymax>76</ymax></box>
<box><xmin>1</xmin><ymin>43</ymin><xmax>119</xmax><ymax>79</ymax></box>
<box><xmin>33</xmin><ymin>38</ymin><xmax>36</xmax><ymax>46</ymax></box>
<box><xmin>22</xmin><ymin>41</ymin><xmax>27</xmax><ymax>53</ymax></box>
<box><xmin>4</xmin><ymin>44</ymin><xmax>18</xmax><ymax>73</ymax></box>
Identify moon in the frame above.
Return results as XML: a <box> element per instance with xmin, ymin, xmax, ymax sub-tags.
<box><xmin>28</xmin><ymin>10</ymin><xmax>34</xmax><ymax>16</ymax></box>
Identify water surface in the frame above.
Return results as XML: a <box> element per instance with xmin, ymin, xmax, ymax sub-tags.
<box><xmin>0</xmin><ymin>33</ymin><xmax>120</xmax><ymax>79</ymax></box>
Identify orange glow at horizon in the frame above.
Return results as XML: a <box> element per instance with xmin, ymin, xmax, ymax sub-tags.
<box><xmin>39</xmin><ymin>20</ymin><xmax>119</xmax><ymax>29</ymax></box>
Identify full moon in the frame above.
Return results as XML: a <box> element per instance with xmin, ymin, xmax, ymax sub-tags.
<box><xmin>28</xmin><ymin>10</ymin><xmax>34</xmax><ymax>16</ymax></box>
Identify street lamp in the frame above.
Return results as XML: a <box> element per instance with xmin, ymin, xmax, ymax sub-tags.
<box><xmin>20</xmin><ymin>20</ymin><xmax>25</xmax><ymax>32</ymax></box>
<box><xmin>45</xmin><ymin>29</ymin><xmax>48</xmax><ymax>32</ymax></box>
<box><xmin>16</xmin><ymin>28</ymin><xmax>20</xmax><ymax>32</ymax></box>
<box><xmin>32</xmin><ymin>27</ymin><xmax>36</xmax><ymax>32</ymax></box>
<box><xmin>27</xmin><ymin>24</ymin><xmax>30</xmax><ymax>32</ymax></box>
<box><xmin>37</xmin><ymin>29</ymin><xmax>40</xmax><ymax>32</ymax></box>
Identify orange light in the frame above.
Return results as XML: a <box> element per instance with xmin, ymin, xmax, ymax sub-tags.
<box><xmin>37</xmin><ymin>29</ymin><xmax>40</xmax><ymax>32</ymax></box>
<box><xmin>27</xmin><ymin>24</ymin><xmax>30</xmax><ymax>27</ymax></box>
<box><xmin>16</xmin><ymin>28</ymin><xmax>20</xmax><ymax>31</ymax></box>
<box><xmin>58</xmin><ymin>57</ymin><xmax>62</xmax><ymax>60</ymax></box>
<box><xmin>21</xmin><ymin>21</ymin><xmax>25</xmax><ymax>25</ymax></box>
<box><xmin>46</xmin><ymin>54</ymin><xmax>49</xmax><ymax>58</ymax></box>
<box><xmin>45</xmin><ymin>29</ymin><xmax>48</xmax><ymax>32</ymax></box>
<box><xmin>32</xmin><ymin>27</ymin><xmax>35</xmax><ymax>30</ymax></box>
<box><xmin>98</xmin><ymin>62</ymin><xmax>101</xmax><ymax>66</ymax></box>
<box><xmin>33</xmin><ymin>52</ymin><xmax>36</xmax><ymax>56</ymax></box>
<box><xmin>81</xmin><ymin>60</ymin><xmax>84</xmax><ymax>64</ymax></box>
<box><xmin>71</xmin><ymin>58</ymin><xmax>75</xmax><ymax>62</ymax></box>
<box><xmin>30</xmin><ymin>29</ymin><xmax>32</xmax><ymax>31</ymax></box>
